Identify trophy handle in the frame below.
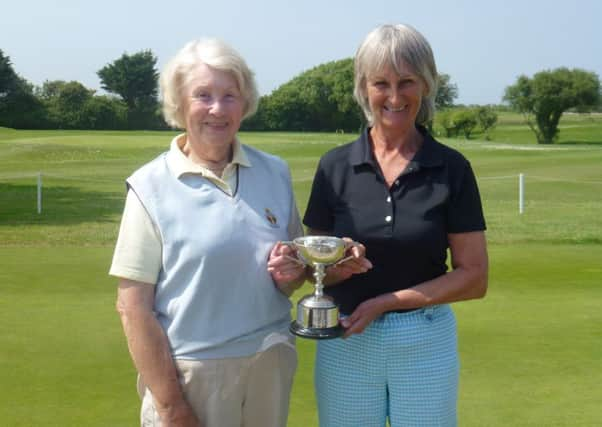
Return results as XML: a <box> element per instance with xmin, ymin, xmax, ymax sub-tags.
<box><xmin>285</xmin><ymin>255</ymin><xmax>305</xmax><ymax>265</ymax></box>
<box><xmin>278</xmin><ymin>241</ymin><xmax>305</xmax><ymax>265</ymax></box>
<box><xmin>333</xmin><ymin>241</ymin><xmax>361</xmax><ymax>266</ymax></box>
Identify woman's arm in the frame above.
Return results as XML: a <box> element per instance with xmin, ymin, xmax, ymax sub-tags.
<box><xmin>267</xmin><ymin>196</ymin><xmax>311</xmax><ymax>296</ymax></box>
<box><xmin>116</xmin><ymin>279</ymin><xmax>200</xmax><ymax>427</ymax></box>
<box><xmin>342</xmin><ymin>231</ymin><xmax>488</xmax><ymax>336</ymax></box>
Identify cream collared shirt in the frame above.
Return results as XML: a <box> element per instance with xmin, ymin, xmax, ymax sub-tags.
<box><xmin>109</xmin><ymin>134</ymin><xmax>303</xmax><ymax>284</ymax></box>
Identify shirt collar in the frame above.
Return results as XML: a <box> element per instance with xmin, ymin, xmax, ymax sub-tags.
<box><xmin>349</xmin><ymin>125</ymin><xmax>443</xmax><ymax>169</ymax></box>
<box><xmin>166</xmin><ymin>133</ymin><xmax>251</xmax><ymax>178</ymax></box>
<box><xmin>349</xmin><ymin>128</ymin><xmax>374</xmax><ymax>167</ymax></box>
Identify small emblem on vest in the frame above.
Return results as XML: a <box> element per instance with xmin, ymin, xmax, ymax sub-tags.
<box><xmin>265</xmin><ymin>208</ymin><xmax>278</xmax><ymax>226</ymax></box>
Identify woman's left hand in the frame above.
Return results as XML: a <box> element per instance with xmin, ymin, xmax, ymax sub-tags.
<box><xmin>267</xmin><ymin>241</ymin><xmax>307</xmax><ymax>294</ymax></box>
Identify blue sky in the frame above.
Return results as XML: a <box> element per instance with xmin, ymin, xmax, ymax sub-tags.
<box><xmin>2</xmin><ymin>0</ymin><xmax>601</xmax><ymax>105</ymax></box>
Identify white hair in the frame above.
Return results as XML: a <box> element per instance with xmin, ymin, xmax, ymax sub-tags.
<box><xmin>160</xmin><ymin>38</ymin><xmax>259</xmax><ymax>129</ymax></box>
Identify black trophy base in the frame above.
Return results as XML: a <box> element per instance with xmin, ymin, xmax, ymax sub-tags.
<box><xmin>290</xmin><ymin>321</ymin><xmax>344</xmax><ymax>340</ymax></box>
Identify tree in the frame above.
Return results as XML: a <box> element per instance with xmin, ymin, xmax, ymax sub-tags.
<box><xmin>0</xmin><ymin>49</ymin><xmax>45</xmax><ymax>128</ymax></box>
<box><xmin>424</xmin><ymin>73</ymin><xmax>457</xmax><ymax>132</ymax></box>
<box><xmin>504</xmin><ymin>68</ymin><xmax>600</xmax><ymax>144</ymax></box>
<box><xmin>35</xmin><ymin>79</ymin><xmax>127</xmax><ymax>129</ymax></box>
<box><xmin>36</xmin><ymin>79</ymin><xmax>68</xmax><ymax>100</ymax></box>
<box><xmin>475</xmin><ymin>106</ymin><xmax>498</xmax><ymax>139</ymax></box>
<box><xmin>57</xmin><ymin>81</ymin><xmax>94</xmax><ymax>128</ymax></box>
<box><xmin>97</xmin><ymin>50</ymin><xmax>159</xmax><ymax>129</ymax></box>
<box><xmin>240</xmin><ymin>96</ymin><xmax>268</xmax><ymax>130</ymax></box>
<box><xmin>36</xmin><ymin>80</ymin><xmax>94</xmax><ymax>128</ymax></box>
<box><xmin>435</xmin><ymin>106</ymin><xmax>495</xmax><ymax>140</ymax></box>
<box><xmin>1</xmin><ymin>49</ymin><xmax>19</xmax><ymax>98</ymax></box>
<box><xmin>262</xmin><ymin>84</ymin><xmax>311</xmax><ymax>130</ymax></box>
<box><xmin>435</xmin><ymin>109</ymin><xmax>457</xmax><ymax>137</ymax></box>
<box><xmin>36</xmin><ymin>80</ymin><xmax>70</xmax><ymax>126</ymax></box>
<box><xmin>81</xmin><ymin>96</ymin><xmax>127</xmax><ymax>129</ymax></box>
<box><xmin>452</xmin><ymin>109</ymin><xmax>478</xmax><ymax>139</ymax></box>
<box><xmin>245</xmin><ymin>58</ymin><xmax>363</xmax><ymax>132</ymax></box>
<box><xmin>319</xmin><ymin>58</ymin><xmax>363</xmax><ymax>131</ymax></box>
<box><xmin>435</xmin><ymin>73</ymin><xmax>458</xmax><ymax>109</ymax></box>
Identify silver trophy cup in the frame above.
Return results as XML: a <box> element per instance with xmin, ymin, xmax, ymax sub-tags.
<box><xmin>283</xmin><ymin>236</ymin><xmax>352</xmax><ymax>339</ymax></box>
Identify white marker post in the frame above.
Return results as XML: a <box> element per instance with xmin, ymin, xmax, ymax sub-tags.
<box><xmin>518</xmin><ymin>173</ymin><xmax>524</xmax><ymax>214</ymax></box>
<box><xmin>37</xmin><ymin>172</ymin><xmax>42</xmax><ymax>214</ymax></box>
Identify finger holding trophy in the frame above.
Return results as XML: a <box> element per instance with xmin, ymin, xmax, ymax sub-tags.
<box><xmin>267</xmin><ymin>241</ymin><xmax>308</xmax><ymax>296</ymax></box>
<box><xmin>324</xmin><ymin>237</ymin><xmax>372</xmax><ymax>283</ymax></box>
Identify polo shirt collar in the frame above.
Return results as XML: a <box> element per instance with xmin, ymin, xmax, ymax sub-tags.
<box><xmin>167</xmin><ymin>133</ymin><xmax>251</xmax><ymax>178</ymax></box>
<box><xmin>349</xmin><ymin>128</ymin><xmax>374</xmax><ymax>167</ymax></box>
<box><xmin>349</xmin><ymin>126</ymin><xmax>443</xmax><ymax>169</ymax></box>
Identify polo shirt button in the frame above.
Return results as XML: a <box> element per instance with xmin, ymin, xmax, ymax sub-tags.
<box><xmin>385</xmin><ymin>215</ymin><xmax>392</xmax><ymax>222</ymax></box>
<box><xmin>386</xmin><ymin>196</ymin><xmax>391</xmax><ymax>203</ymax></box>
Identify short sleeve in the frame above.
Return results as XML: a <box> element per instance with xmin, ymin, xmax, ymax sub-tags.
<box><xmin>287</xmin><ymin>198</ymin><xmax>304</xmax><ymax>239</ymax></box>
<box><xmin>303</xmin><ymin>158</ymin><xmax>335</xmax><ymax>232</ymax></box>
<box><xmin>447</xmin><ymin>161</ymin><xmax>486</xmax><ymax>233</ymax></box>
<box><xmin>109</xmin><ymin>190</ymin><xmax>162</xmax><ymax>284</ymax></box>
<box><xmin>285</xmin><ymin>166</ymin><xmax>304</xmax><ymax>239</ymax></box>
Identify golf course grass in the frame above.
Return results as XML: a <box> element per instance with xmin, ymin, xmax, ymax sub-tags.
<box><xmin>1</xmin><ymin>113</ymin><xmax>601</xmax><ymax>426</ymax></box>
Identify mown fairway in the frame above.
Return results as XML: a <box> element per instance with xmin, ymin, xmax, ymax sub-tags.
<box><xmin>1</xmin><ymin>114</ymin><xmax>601</xmax><ymax>426</ymax></box>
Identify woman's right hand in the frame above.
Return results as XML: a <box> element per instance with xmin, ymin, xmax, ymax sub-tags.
<box><xmin>157</xmin><ymin>399</ymin><xmax>202</xmax><ymax>427</ymax></box>
<box><xmin>267</xmin><ymin>241</ymin><xmax>307</xmax><ymax>295</ymax></box>
<box><xmin>325</xmin><ymin>237</ymin><xmax>372</xmax><ymax>282</ymax></box>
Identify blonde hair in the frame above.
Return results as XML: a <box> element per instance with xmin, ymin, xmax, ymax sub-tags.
<box><xmin>160</xmin><ymin>38</ymin><xmax>259</xmax><ymax>129</ymax></box>
<box><xmin>353</xmin><ymin>24</ymin><xmax>438</xmax><ymax>125</ymax></box>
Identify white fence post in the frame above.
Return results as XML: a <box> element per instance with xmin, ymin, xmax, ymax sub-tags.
<box><xmin>519</xmin><ymin>173</ymin><xmax>524</xmax><ymax>214</ymax></box>
<box><xmin>37</xmin><ymin>172</ymin><xmax>42</xmax><ymax>214</ymax></box>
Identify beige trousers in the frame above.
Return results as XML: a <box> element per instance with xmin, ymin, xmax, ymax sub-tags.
<box><xmin>139</xmin><ymin>343</ymin><xmax>297</xmax><ymax>427</ymax></box>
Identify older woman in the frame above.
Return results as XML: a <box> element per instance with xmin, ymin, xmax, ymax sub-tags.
<box><xmin>110</xmin><ymin>39</ymin><xmax>306</xmax><ymax>427</ymax></box>
<box><xmin>303</xmin><ymin>24</ymin><xmax>488</xmax><ymax>426</ymax></box>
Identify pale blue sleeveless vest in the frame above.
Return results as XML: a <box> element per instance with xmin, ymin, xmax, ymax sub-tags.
<box><xmin>127</xmin><ymin>145</ymin><xmax>294</xmax><ymax>359</ymax></box>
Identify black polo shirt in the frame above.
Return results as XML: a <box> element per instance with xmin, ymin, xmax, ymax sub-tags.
<box><xmin>303</xmin><ymin>126</ymin><xmax>486</xmax><ymax>315</ymax></box>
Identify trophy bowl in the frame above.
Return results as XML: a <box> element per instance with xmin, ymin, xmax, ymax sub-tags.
<box><xmin>293</xmin><ymin>236</ymin><xmax>346</xmax><ymax>265</ymax></box>
<box><xmin>284</xmin><ymin>236</ymin><xmax>348</xmax><ymax>339</ymax></box>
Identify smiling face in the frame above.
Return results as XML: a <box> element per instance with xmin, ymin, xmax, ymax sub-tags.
<box><xmin>365</xmin><ymin>62</ymin><xmax>425</xmax><ymax>137</ymax></box>
<box><xmin>182</xmin><ymin>62</ymin><xmax>244</xmax><ymax>148</ymax></box>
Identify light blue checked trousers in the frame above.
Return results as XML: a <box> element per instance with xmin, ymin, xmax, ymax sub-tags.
<box><xmin>315</xmin><ymin>305</ymin><xmax>458</xmax><ymax>427</ymax></box>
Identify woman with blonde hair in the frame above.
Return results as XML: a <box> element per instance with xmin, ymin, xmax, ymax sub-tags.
<box><xmin>304</xmin><ymin>24</ymin><xmax>488</xmax><ymax>426</ymax></box>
